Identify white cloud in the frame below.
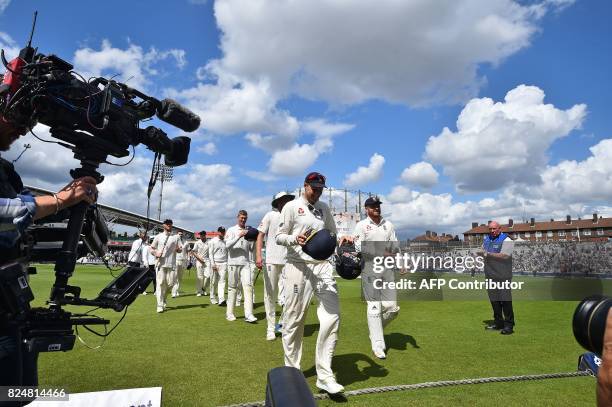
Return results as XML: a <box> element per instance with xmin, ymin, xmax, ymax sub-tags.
<box><xmin>245</xmin><ymin>133</ymin><xmax>295</xmax><ymax>154</ymax></box>
<box><xmin>5</xmin><ymin>125</ymin><xmax>82</xmax><ymax>189</ymax></box>
<box><xmin>520</xmin><ymin>138</ymin><xmax>612</xmax><ymax>204</ymax></box>
<box><xmin>384</xmin><ymin>136</ymin><xmax>612</xmax><ymax>237</ymax></box>
<box><xmin>168</xmin><ymin>0</ymin><xmax>567</xmax><ymax>175</ymax></box>
<box><xmin>244</xmin><ymin>170</ymin><xmax>279</xmax><ymax>182</ymax></box>
<box><xmin>301</xmin><ymin>119</ymin><xmax>355</xmax><ymax>138</ymax></box>
<box><xmin>401</xmin><ymin>161</ymin><xmax>439</xmax><ymax>188</ymax></box>
<box><xmin>196</xmin><ymin>142</ymin><xmax>218</xmax><ymax>155</ymax></box>
<box><xmin>73</xmin><ymin>40</ymin><xmax>187</xmax><ymax>90</ymax></box>
<box><xmin>265</xmin><ymin>119</ymin><xmax>352</xmax><ymax>176</ymax></box>
<box><xmin>344</xmin><ymin>153</ymin><xmax>385</xmax><ymax>187</ymax></box>
<box><xmin>425</xmin><ymin>84</ymin><xmax>586</xmax><ymax>192</ymax></box>
<box><xmin>268</xmin><ymin>143</ymin><xmax>319</xmax><ymax>176</ymax></box>
<box><xmin>0</xmin><ymin>31</ymin><xmax>19</xmax><ymax>60</ymax></box>
<box><xmin>211</xmin><ymin>0</ymin><xmax>568</xmax><ymax>107</ymax></box>
<box><xmin>0</xmin><ymin>0</ymin><xmax>10</xmax><ymax>13</ymax></box>
<box><xmin>167</xmin><ymin>78</ymin><xmax>300</xmax><ymax>137</ymax></box>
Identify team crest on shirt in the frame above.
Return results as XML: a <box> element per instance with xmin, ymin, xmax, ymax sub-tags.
<box><xmin>298</xmin><ymin>207</ymin><xmax>305</xmax><ymax>215</ymax></box>
<box><xmin>366</xmin><ymin>225</ymin><xmax>372</xmax><ymax>230</ymax></box>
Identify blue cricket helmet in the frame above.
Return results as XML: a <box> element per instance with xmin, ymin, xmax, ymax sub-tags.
<box><xmin>245</xmin><ymin>226</ymin><xmax>259</xmax><ymax>241</ymax></box>
<box><xmin>302</xmin><ymin>228</ymin><xmax>337</xmax><ymax>260</ymax></box>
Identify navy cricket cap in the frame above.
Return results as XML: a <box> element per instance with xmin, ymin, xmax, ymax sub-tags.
<box><xmin>304</xmin><ymin>172</ymin><xmax>327</xmax><ymax>188</ymax></box>
<box><xmin>364</xmin><ymin>196</ymin><xmax>382</xmax><ymax>207</ymax></box>
<box><xmin>163</xmin><ymin>219</ymin><xmax>173</xmax><ymax>225</ymax></box>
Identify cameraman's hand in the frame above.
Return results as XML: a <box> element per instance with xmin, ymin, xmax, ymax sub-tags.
<box><xmin>58</xmin><ymin>177</ymin><xmax>98</xmax><ymax>206</ymax></box>
<box><xmin>33</xmin><ymin>177</ymin><xmax>98</xmax><ymax>220</ymax></box>
<box><xmin>598</xmin><ymin>309</ymin><xmax>612</xmax><ymax>406</ymax></box>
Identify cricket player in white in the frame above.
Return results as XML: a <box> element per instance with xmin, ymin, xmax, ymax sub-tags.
<box><xmin>276</xmin><ymin>172</ymin><xmax>343</xmax><ymax>395</ymax></box>
<box><xmin>352</xmin><ymin>196</ymin><xmax>400</xmax><ymax>359</ymax></box>
<box><xmin>225</xmin><ymin>210</ymin><xmax>257</xmax><ymax>323</ymax></box>
<box><xmin>128</xmin><ymin>231</ymin><xmax>147</xmax><ymax>267</ymax></box>
<box><xmin>172</xmin><ymin>231</ymin><xmax>189</xmax><ymax>297</ymax></box>
<box><xmin>256</xmin><ymin>191</ymin><xmax>295</xmax><ymax>341</ymax></box>
<box><xmin>191</xmin><ymin>231</ymin><xmax>212</xmax><ymax>297</ymax></box>
<box><xmin>209</xmin><ymin>226</ymin><xmax>228</xmax><ymax>306</ymax></box>
<box><xmin>151</xmin><ymin>219</ymin><xmax>182</xmax><ymax>313</ymax></box>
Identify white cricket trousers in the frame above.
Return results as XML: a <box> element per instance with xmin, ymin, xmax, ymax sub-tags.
<box><xmin>156</xmin><ymin>265</ymin><xmax>174</xmax><ymax>308</ymax></box>
<box><xmin>227</xmin><ymin>264</ymin><xmax>254</xmax><ymax>318</ymax></box>
<box><xmin>215</xmin><ymin>263</ymin><xmax>227</xmax><ymax>302</ymax></box>
<box><xmin>171</xmin><ymin>263</ymin><xmax>186</xmax><ymax>296</ymax></box>
<box><xmin>363</xmin><ymin>269</ymin><xmax>399</xmax><ymax>350</ymax></box>
<box><xmin>195</xmin><ymin>262</ymin><xmax>210</xmax><ymax>294</ymax></box>
<box><xmin>264</xmin><ymin>264</ymin><xmax>284</xmax><ymax>333</ymax></box>
<box><xmin>282</xmin><ymin>261</ymin><xmax>340</xmax><ymax>382</ymax></box>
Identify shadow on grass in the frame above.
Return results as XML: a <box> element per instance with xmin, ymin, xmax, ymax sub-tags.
<box><xmin>385</xmin><ymin>332</ymin><xmax>420</xmax><ymax>351</ymax></box>
<box><xmin>304</xmin><ymin>324</ymin><xmax>319</xmax><ymax>338</ymax></box>
<box><xmin>254</xmin><ymin>312</ymin><xmax>267</xmax><ymax>320</ymax></box>
<box><xmin>304</xmin><ymin>353</ymin><xmax>388</xmax><ymax>386</ymax></box>
<box><xmin>320</xmin><ymin>393</ymin><xmax>348</xmax><ymax>403</ymax></box>
<box><xmin>165</xmin><ymin>304</ymin><xmax>209</xmax><ymax>311</ymax></box>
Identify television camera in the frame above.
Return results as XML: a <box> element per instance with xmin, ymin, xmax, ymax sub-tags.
<box><xmin>0</xmin><ymin>12</ymin><xmax>200</xmax><ymax>354</ymax></box>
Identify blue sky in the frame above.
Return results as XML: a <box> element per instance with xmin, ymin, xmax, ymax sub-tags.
<box><xmin>1</xmin><ymin>0</ymin><xmax>611</xmax><ymax>237</ymax></box>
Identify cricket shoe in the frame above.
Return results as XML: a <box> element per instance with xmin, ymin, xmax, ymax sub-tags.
<box><xmin>244</xmin><ymin>315</ymin><xmax>258</xmax><ymax>323</ymax></box>
<box><xmin>316</xmin><ymin>378</ymin><xmax>344</xmax><ymax>395</ymax></box>
<box><xmin>226</xmin><ymin>314</ymin><xmax>237</xmax><ymax>322</ymax></box>
<box><xmin>373</xmin><ymin>346</ymin><xmax>386</xmax><ymax>359</ymax></box>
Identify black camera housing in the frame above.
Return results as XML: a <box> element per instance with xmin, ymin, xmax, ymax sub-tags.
<box><xmin>573</xmin><ymin>295</ymin><xmax>612</xmax><ymax>356</ymax></box>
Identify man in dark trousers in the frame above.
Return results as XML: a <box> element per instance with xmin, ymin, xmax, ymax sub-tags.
<box><xmin>480</xmin><ymin>221</ymin><xmax>515</xmax><ymax>335</ymax></box>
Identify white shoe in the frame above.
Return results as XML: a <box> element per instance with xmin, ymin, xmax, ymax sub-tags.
<box><xmin>266</xmin><ymin>331</ymin><xmax>276</xmax><ymax>341</ymax></box>
<box><xmin>211</xmin><ymin>299</ymin><xmax>218</xmax><ymax>304</ymax></box>
<box><xmin>226</xmin><ymin>314</ymin><xmax>236</xmax><ymax>321</ymax></box>
<box><xmin>156</xmin><ymin>307</ymin><xmax>164</xmax><ymax>313</ymax></box>
<box><xmin>196</xmin><ymin>293</ymin><xmax>202</xmax><ymax>297</ymax></box>
<box><xmin>142</xmin><ymin>291</ymin><xmax>147</xmax><ymax>296</ymax></box>
<box><xmin>203</xmin><ymin>291</ymin><xmax>208</xmax><ymax>296</ymax></box>
<box><xmin>244</xmin><ymin>315</ymin><xmax>257</xmax><ymax>323</ymax></box>
<box><xmin>373</xmin><ymin>346</ymin><xmax>386</xmax><ymax>359</ymax></box>
<box><xmin>171</xmin><ymin>293</ymin><xmax>177</xmax><ymax>298</ymax></box>
<box><xmin>316</xmin><ymin>378</ymin><xmax>344</xmax><ymax>394</ymax></box>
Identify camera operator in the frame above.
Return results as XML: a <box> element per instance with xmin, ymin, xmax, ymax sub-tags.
<box><xmin>0</xmin><ymin>116</ymin><xmax>98</xmax><ymax>392</ymax></box>
<box><xmin>598</xmin><ymin>309</ymin><xmax>612</xmax><ymax>406</ymax></box>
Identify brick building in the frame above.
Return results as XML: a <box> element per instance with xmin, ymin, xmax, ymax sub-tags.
<box><xmin>412</xmin><ymin>231</ymin><xmax>457</xmax><ymax>243</ymax></box>
<box><xmin>464</xmin><ymin>214</ymin><xmax>612</xmax><ymax>243</ymax></box>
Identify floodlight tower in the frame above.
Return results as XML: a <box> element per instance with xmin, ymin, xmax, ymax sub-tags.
<box><xmin>155</xmin><ymin>163</ymin><xmax>174</xmax><ymax>220</ymax></box>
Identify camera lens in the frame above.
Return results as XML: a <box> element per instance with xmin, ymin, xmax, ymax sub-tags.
<box><xmin>573</xmin><ymin>295</ymin><xmax>612</xmax><ymax>355</ymax></box>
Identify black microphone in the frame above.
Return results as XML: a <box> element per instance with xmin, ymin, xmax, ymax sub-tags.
<box><xmin>156</xmin><ymin>98</ymin><xmax>201</xmax><ymax>133</ymax></box>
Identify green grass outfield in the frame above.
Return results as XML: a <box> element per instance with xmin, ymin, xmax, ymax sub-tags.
<box><xmin>27</xmin><ymin>264</ymin><xmax>598</xmax><ymax>406</ymax></box>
